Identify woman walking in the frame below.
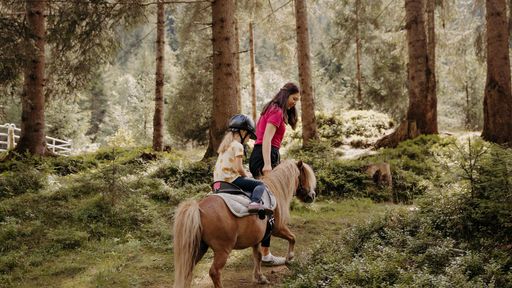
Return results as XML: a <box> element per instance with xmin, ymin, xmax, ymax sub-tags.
<box><xmin>249</xmin><ymin>82</ymin><xmax>300</xmax><ymax>266</ymax></box>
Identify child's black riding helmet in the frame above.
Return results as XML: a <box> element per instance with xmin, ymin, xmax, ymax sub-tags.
<box><xmin>228</xmin><ymin>114</ymin><xmax>257</xmax><ymax>140</ymax></box>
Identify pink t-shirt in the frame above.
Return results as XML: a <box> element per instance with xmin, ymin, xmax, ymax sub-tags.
<box><xmin>255</xmin><ymin>105</ymin><xmax>286</xmax><ymax>148</ymax></box>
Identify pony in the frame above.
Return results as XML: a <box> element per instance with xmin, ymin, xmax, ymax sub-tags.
<box><xmin>173</xmin><ymin>159</ymin><xmax>316</xmax><ymax>288</ymax></box>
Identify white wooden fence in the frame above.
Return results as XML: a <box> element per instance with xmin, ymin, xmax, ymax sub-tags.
<box><xmin>0</xmin><ymin>123</ymin><xmax>72</xmax><ymax>155</ymax></box>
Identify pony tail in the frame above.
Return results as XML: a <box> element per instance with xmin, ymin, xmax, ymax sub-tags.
<box><xmin>173</xmin><ymin>200</ymin><xmax>202</xmax><ymax>288</ymax></box>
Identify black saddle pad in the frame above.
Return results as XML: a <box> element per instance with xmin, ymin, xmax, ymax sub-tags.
<box><xmin>212</xmin><ymin>181</ymin><xmax>251</xmax><ymax>198</ymax></box>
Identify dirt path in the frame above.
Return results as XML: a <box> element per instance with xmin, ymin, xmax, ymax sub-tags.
<box><xmin>188</xmin><ymin>200</ymin><xmax>399</xmax><ymax>287</ymax></box>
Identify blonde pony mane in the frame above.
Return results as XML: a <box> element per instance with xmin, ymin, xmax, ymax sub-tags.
<box><xmin>262</xmin><ymin>160</ymin><xmax>303</xmax><ymax>227</ymax></box>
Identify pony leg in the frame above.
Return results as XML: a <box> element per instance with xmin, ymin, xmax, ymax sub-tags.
<box><xmin>209</xmin><ymin>250</ymin><xmax>229</xmax><ymax>288</ymax></box>
<box><xmin>273</xmin><ymin>226</ymin><xmax>296</xmax><ymax>261</ymax></box>
<box><xmin>252</xmin><ymin>245</ymin><xmax>269</xmax><ymax>284</ymax></box>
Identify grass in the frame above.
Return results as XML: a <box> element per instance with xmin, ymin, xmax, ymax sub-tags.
<box><xmin>190</xmin><ymin>199</ymin><xmax>402</xmax><ymax>288</ymax></box>
<box><xmin>2</xmin><ymin>190</ymin><xmax>400</xmax><ymax>288</ymax></box>
<box><xmin>0</xmin><ymin>143</ymin><xmax>412</xmax><ymax>287</ymax></box>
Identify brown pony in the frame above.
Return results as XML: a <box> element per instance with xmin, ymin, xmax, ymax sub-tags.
<box><xmin>173</xmin><ymin>160</ymin><xmax>316</xmax><ymax>288</ymax></box>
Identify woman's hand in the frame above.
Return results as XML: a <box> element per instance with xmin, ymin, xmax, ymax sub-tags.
<box><xmin>262</xmin><ymin>164</ymin><xmax>272</xmax><ymax>176</ymax></box>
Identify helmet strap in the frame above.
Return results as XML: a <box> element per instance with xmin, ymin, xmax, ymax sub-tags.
<box><xmin>239</xmin><ymin>130</ymin><xmax>249</xmax><ymax>157</ymax></box>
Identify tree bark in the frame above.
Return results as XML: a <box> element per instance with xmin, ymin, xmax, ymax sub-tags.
<box><xmin>509</xmin><ymin>0</ymin><xmax>512</xmax><ymax>38</ymax></box>
<box><xmin>234</xmin><ymin>0</ymin><xmax>241</xmax><ymax>113</ymax></box>
<box><xmin>482</xmin><ymin>0</ymin><xmax>512</xmax><ymax>145</ymax></box>
<box><xmin>294</xmin><ymin>0</ymin><xmax>318</xmax><ymax>146</ymax></box>
<box><xmin>153</xmin><ymin>0</ymin><xmax>165</xmax><ymax>151</ymax></box>
<box><xmin>375</xmin><ymin>0</ymin><xmax>432</xmax><ymax>148</ymax></box>
<box><xmin>425</xmin><ymin>0</ymin><xmax>438</xmax><ymax>133</ymax></box>
<box><xmin>15</xmin><ymin>0</ymin><xmax>49</xmax><ymax>156</ymax></box>
<box><xmin>465</xmin><ymin>80</ymin><xmax>470</xmax><ymax>129</ymax></box>
<box><xmin>249</xmin><ymin>21</ymin><xmax>257</xmax><ymax>122</ymax></box>
<box><xmin>406</xmin><ymin>0</ymin><xmax>429</xmax><ymax>132</ymax></box>
<box><xmin>204</xmin><ymin>0</ymin><xmax>239</xmax><ymax>158</ymax></box>
<box><xmin>355</xmin><ymin>0</ymin><xmax>363</xmax><ymax>106</ymax></box>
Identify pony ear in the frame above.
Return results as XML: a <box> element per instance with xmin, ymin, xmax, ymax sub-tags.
<box><xmin>297</xmin><ymin>160</ymin><xmax>303</xmax><ymax>169</ymax></box>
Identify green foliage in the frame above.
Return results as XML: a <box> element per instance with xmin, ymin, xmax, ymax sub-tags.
<box><xmin>420</xmin><ymin>139</ymin><xmax>512</xmax><ymax>245</ymax></box>
<box><xmin>287</xmin><ymin>139</ymin><xmax>395</xmax><ymax>202</ymax></box>
<box><xmin>46</xmin><ymin>155</ymin><xmax>99</xmax><ymax>176</ymax></box>
<box><xmin>0</xmin><ymin>160</ymin><xmax>47</xmax><ymax>198</ymax></box>
<box><xmin>285</xmin><ymin>110</ymin><xmax>393</xmax><ymax>150</ymax></box>
<box><xmin>47</xmin><ymin>228</ymin><xmax>89</xmax><ymax>251</ymax></box>
<box><xmin>152</xmin><ymin>160</ymin><xmax>213</xmax><ymax>187</ymax></box>
<box><xmin>315</xmin><ymin>160</ymin><xmax>370</xmax><ymax>199</ymax></box>
<box><xmin>368</xmin><ymin>135</ymin><xmax>453</xmax><ymax>203</ymax></box>
<box><xmin>285</xmin><ymin>211</ymin><xmax>512</xmax><ymax>287</ymax></box>
<box><xmin>167</xmin><ymin>4</ymin><xmax>212</xmax><ymax>144</ymax></box>
<box><xmin>285</xmin><ymin>137</ymin><xmax>512</xmax><ymax>287</ymax></box>
<box><xmin>288</xmin><ymin>134</ymin><xmax>446</xmax><ymax>203</ymax></box>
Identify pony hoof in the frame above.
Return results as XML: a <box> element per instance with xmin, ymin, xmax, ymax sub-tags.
<box><xmin>255</xmin><ymin>275</ymin><xmax>270</xmax><ymax>284</ymax></box>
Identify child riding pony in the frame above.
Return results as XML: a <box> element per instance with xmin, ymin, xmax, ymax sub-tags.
<box><xmin>173</xmin><ymin>159</ymin><xmax>316</xmax><ymax>288</ymax></box>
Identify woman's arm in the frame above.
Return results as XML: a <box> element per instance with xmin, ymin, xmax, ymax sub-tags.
<box><xmin>262</xmin><ymin>123</ymin><xmax>277</xmax><ymax>176</ymax></box>
<box><xmin>235</xmin><ymin>155</ymin><xmax>249</xmax><ymax>177</ymax></box>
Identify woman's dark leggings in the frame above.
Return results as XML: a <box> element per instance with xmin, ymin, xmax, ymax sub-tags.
<box><xmin>232</xmin><ymin>177</ymin><xmax>265</xmax><ymax>203</ymax></box>
<box><xmin>248</xmin><ymin>144</ymin><xmax>281</xmax><ymax>248</ymax></box>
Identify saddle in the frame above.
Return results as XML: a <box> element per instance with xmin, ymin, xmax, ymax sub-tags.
<box><xmin>212</xmin><ymin>181</ymin><xmax>252</xmax><ymax>198</ymax></box>
<box><xmin>211</xmin><ymin>181</ymin><xmax>276</xmax><ymax>219</ymax></box>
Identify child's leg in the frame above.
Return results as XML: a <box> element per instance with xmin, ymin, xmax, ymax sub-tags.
<box><xmin>250</xmin><ymin>184</ymin><xmax>265</xmax><ymax>203</ymax></box>
<box><xmin>232</xmin><ymin>177</ymin><xmax>265</xmax><ymax>203</ymax></box>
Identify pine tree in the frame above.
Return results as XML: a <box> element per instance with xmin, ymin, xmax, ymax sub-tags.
<box><xmin>204</xmin><ymin>0</ymin><xmax>239</xmax><ymax>158</ymax></box>
<box><xmin>15</xmin><ymin>0</ymin><xmax>49</xmax><ymax>156</ymax></box>
<box><xmin>294</xmin><ymin>0</ymin><xmax>318</xmax><ymax>146</ymax></box>
<box><xmin>425</xmin><ymin>0</ymin><xmax>438</xmax><ymax>134</ymax></box>
<box><xmin>153</xmin><ymin>0</ymin><xmax>165</xmax><ymax>151</ymax></box>
<box><xmin>375</xmin><ymin>0</ymin><xmax>434</xmax><ymax>148</ymax></box>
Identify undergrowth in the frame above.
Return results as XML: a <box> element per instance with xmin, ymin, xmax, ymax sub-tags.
<box><xmin>285</xmin><ymin>138</ymin><xmax>512</xmax><ymax>288</ymax></box>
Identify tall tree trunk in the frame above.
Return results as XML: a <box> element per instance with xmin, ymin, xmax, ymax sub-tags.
<box><xmin>375</xmin><ymin>0</ymin><xmax>430</xmax><ymax>148</ymax></box>
<box><xmin>15</xmin><ymin>0</ymin><xmax>48</xmax><ymax>156</ymax></box>
<box><xmin>234</xmin><ymin>0</ymin><xmax>241</xmax><ymax>113</ymax></box>
<box><xmin>509</xmin><ymin>0</ymin><xmax>512</xmax><ymax>38</ymax></box>
<box><xmin>425</xmin><ymin>0</ymin><xmax>438</xmax><ymax>133</ymax></box>
<box><xmin>355</xmin><ymin>0</ymin><xmax>363</xmax><ymax>106</ymax></box>
<box><xmin>204</xmin><ymin>0</ymin><xmax>239</xmax><ymax>158</ymax></box>
<box><xmin>294</xmin><ymin>0</ymin><xmax>318</xmax><ymax>146</ymax></box>
<box><xmin>249</xmin><ymin>21</ymin><xmax>257</xmax><ymax>122</ymax></box>
<box><xmin>153</xmin><ymin>0</ymin><xmax>165</xmax><ymax>151</ymax></box>
<box><xmin>465</xmin><ymin>80</ymin><xmax>470</xmax><ymax>129</ymax></box>
<box><xmin>482</xmin><ymin>0</ymin><xmax>512</xmax><ymax>144</ymax></box>
<box><xmin>405</xmin><ymin>0</ymin><xmax>429</xmax><ymax>131</ymax></box>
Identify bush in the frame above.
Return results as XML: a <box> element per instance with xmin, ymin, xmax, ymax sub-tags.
<box><xmin>283</xmin><ymin>110</ymin><xmax>394</xmax><ymax>149</ymax></box>
<box><xmin>315</xmin><ymin>160</ymin><xmax>370</xmax><ymax>199</ymax></box>
<box><xmin>46</xmin><ymin>156</ymin><xmax>99</xmax><ymax>176</ymax></box>
<box><xmin>0</xmin><ymin>162</ymin><xmax>47</xmax><ymax>198</ymax></box>
<box><xmin>285</xmin><ymin>210</ymin><xmax>512</xmax><ymax>287</ymax></box>
<box><xmin>153</xmin><ymin>160</ymin><xmax>212</xmax><ymax>187</ymax></box>
<box><xmin>364</xmin><ymin>135</ymin><xmax>451</xmax><ymax>203</ymax></box>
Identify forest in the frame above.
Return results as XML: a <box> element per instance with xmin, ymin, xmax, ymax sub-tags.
<box><xmin>0</xmin><ymin>0</ymin><xmax>511</xmax><ymax>287</ymax></box>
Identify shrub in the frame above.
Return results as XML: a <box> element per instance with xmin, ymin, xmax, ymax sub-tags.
<box><xmin>283</xmin><ymin>110</ymin><xmax>394</xmax><ymax>149</ymax></box>
<box><xmin>46</xmin><ymin>156</ymin><xmax>99</xmax><ymax>176</ymax></box>
<box><xmin>285</xmin><ymin>210</ymin><xmax>512</xmax><ymax>287</ymax></box>
<box><xmin>315</xmin><ymin>160</ymin><xmax>370</xmax><ymax>199</ymax></box>
<box><xmin>0</xmin><ymin>162</ymin><xmax>47</xmax><ymax>199</ymax></box>
<box><xmin>74</xmin><ymin>194</ymin><xmax>113</xmax><ymax>224</ymax></box>
<box><xmin>152</xmin><ymin>160</ymin><xmax>212</xmax><ymax>187</ymax></box>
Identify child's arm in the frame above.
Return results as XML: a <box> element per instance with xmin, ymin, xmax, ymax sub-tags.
<box><xmin>235</xmin><ymin>155</ymin><xmax>250</xmax><ymax>177</ymax></box>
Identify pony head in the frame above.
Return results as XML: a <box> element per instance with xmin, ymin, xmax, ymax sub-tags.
<box><xmin>295</xmin><ymin>160</ymin><xmax>316</xmax><ymax>203</ymax></box>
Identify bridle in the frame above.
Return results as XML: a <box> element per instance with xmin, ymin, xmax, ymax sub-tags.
<box><xmin>296</xmin><ymin>167</ymin><xmax>315</xmax><ymax>203</ymax></box>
